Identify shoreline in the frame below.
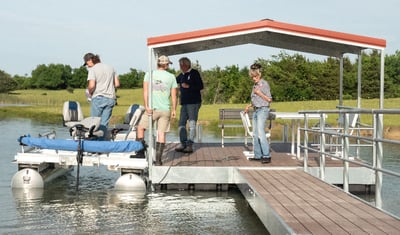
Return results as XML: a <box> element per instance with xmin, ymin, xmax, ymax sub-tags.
<box><xmin>2</xmin><ymin>108</ymin><xmax>400</xmax><ymax>140</ymax></box>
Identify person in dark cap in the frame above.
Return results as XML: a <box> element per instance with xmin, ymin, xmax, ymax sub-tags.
<box><xmin>83</xmin><ymin>52</ymin><xmax>120</xmax><ymax>139</ymax></box>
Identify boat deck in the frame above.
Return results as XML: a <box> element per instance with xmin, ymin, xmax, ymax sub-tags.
<box><xmin>152</xmin><ymin>142</ymin><xmax>400</xmax><ymax>234</ymax></box>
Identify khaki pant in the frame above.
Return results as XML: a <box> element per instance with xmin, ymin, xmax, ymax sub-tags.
<box><xmin>138</xmin><ymin>110</ymin><xmax>171</xmax><ymax>132</ymax></box>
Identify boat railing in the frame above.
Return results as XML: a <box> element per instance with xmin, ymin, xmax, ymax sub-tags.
<box><xmin>299</xmin><ymin>107</ymin><xmax>400</xmax><ymax>209</ymax></box>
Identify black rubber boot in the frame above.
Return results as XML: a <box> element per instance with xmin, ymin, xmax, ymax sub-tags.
<box><xmin>183</xmin><ymin>143</ymin><xmax>193</xmax><ymax>153</ymax></box>
<box><xmin>175</xmin><ymin>143</ymin><xmax>186</xmax><ymax>152</ymax></box>
<box><xmin>134</xmin><ymin>138</ymin><xmax>146</xmax><ymax>158</ymax></box>
<box><xmin>155</xmin><ymin>142</ymin><xmax>165</xmax><ymax>166</ymax></box>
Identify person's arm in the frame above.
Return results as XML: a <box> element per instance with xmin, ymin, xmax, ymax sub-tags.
<box><xmin>244</xmin><ymin>103</ymin><xmax>252</xmax><ymax>113</ymax></box>
<box><xmin>87</xmin><ymin>80</ymin><xmax>96</xmax><ymax>96</ymax></box>
<box><xmin>185</xmin><ymin>70</ymin><xmax>203</xmax><ymax>90</ymax></box>
<box><xmin>258</xmin><ymin>91</ymin><xmax>272</xmax><ymax>102</ymax></box>
<box><xmin>114</xmin><ymin>74</ymin><xmax>120</xmax><ymax>88</ymax></box>
<box><xmin>143</xmin><ymin>81</ymin><xmax>151</xmax><ymax>114</ymax></box>
<box><xmin>254</xmin><ymin>87</ymin><xmax>272</xmax><ymax>103</ymax></box>
<box><xmin>170</xmin><ymin>87</ymin><xmax>177</xmax><ymax>118</ymax></box>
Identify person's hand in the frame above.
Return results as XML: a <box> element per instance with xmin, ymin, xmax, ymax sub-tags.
<box><xmin>171</xmin><ymin>110</ymin><xmax>176</xmax><ymax>119</ymax></box>
<box><xmin>244</xmin><ymin>104</ymin><xmax>252</xmax><ymax>113</ymax></box>
<box><xmin>181</xmin><ymin>83</ymin><xmax>189</xmax><ymax>88</ymax></box>
<box><xmin>145</xmin><ymin>107</ymin><xmax>153</xmax><ymax>114</ymax></box>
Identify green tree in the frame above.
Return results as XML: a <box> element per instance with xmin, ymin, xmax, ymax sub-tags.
<box><xmin>69</xmin><ymin>67</ymin><xmax>88</xmax><ymax>88</ymax></box>
<box><xmin>12</xmin><ymin>74</ymin><xmax>31</xmax><ymax>90</ymax></box>
<box><xmin>0</xmin><ymin>70</ymin><xmax>18</xmax><ymax>93</ymax></box>
<box><xmin>233</xmin><ymin>67</ymin><xmax>253</xmax><ymax>103</ymax></box>
<box><xmin>1</xmin><ymin>49</ymin><xmax>400</xmax><ymax>101</ymax></box>
<box><xmin>202</xmin><ymin>66</ymin><xmax>224</xmax><ymax>104</ymax></box>
<box><xmin>31</xmin><ymin>64</ymin><xmax>72</xmax><ymax>89</ymax></box>
<box><xmin>342</xmin><ymin>56</ymin><xmax>358</xmax><ymax>99</ymax></box>
<box><xmin>264</xmin><ymin>52</ymin><xmax>313</xmax><ymax>101</ymax></box>
<box><xmin>119</xmin><ymin>68</ymin><xmax>145</xmax><ymax>88</ymax></box>
<box><xmin>359</xmin><ymin>50</ymin><xmax>381</xmax><ymax>99</ymax></box>
<box><xmin>309</xmin><ymin>58</ymin><xmax>340</xmax><ymax>100</ymax></box>
<box><xmin>384</xmin><ymin>50</ymin><xmax>400</xmax><ymax>98</ymax></box>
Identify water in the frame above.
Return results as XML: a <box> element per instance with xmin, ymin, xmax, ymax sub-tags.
<box><xmin>350</xmin><ymin>142</ymin><xmax>400</xmax><ymax>217</ymax></box>
<box><xmin>0</xmin><ymin>119</ymin><xmax>268</xmax><ymax>234</ymax></box>
<box><xmin>1</xmin><ymin>119</ymin><xmax>400</xmax><ymax>234</ymax></box>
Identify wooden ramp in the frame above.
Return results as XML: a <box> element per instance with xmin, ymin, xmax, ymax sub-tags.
<box><xmin>238</xmin><ymin>169</ymin><xmax>400</xmax><ymax>234</ymax></box>
<box><xmin>152</xmin><ymin>142</ymin><xmax>400</xmax><ymax>234</ymax></box>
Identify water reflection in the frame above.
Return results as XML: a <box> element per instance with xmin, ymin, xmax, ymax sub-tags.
<box><xmin>12</xmin><ymin>188</ymin><xmax>44</xmax><ymax>202</ymax></box>
<box><xmin>108</xmin><ymin>190</ymin><xmax>147</xmax><ymax>204</ymax></box>
<box><xmin>7</xmin><ymin>161</ymin><xmax>267</xmax><ymax>234</ymax></box>
<box><xmin>11</xmin><ymin>184</ymin><xmax>267</xmax><ymax>234</ymax></box>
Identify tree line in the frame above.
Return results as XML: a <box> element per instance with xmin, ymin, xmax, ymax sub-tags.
<box><xmin>1</xmin><ymin>50</ymin><xmax>400</xmax><ymax>104</ymax></box>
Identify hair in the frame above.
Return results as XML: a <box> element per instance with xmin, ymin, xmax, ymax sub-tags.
<box><xmin>179</xmin><ymin>57</ymin><xmax>191</xmax><ymax>68</ymax></box>
<box><xmin>83</xmin><ymin>53</ymin><xmax>101</xmax><ymax>65</ymax></box>
<box><xmin>157</xmin><ymin>63</ymin><xmax>169</xmax><ymax>69</ymax></box>
<box><xmin>91</xmin><ymin>54</ymin><xmax>101</xmax><ymax>64</ymax></box>
<box><xmin>249</xmin><ymin>63</ymin><xmax>262</xmax><ymax>77</ymax></box>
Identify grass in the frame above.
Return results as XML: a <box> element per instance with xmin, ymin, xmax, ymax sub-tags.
<box><xmin>1</xmin><ymin>89</ymin><xmax>400</xmax><ymax>128</ymax></box>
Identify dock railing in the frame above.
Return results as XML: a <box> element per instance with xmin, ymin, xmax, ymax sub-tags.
<box><xmin>299</xmin><ymin>107</ymin><xmax>400</xmax><ymax>209</ymax></box>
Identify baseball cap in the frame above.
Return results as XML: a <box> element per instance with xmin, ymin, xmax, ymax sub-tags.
<box><xmin>158</xmin><ymin>55</ymin><xmax>172</xmax><ymax>65</ymax></box>
<box><xmin>83</xmin><ymin>53</ymin><xmax>95</xmax><ymax>66</ymax></box>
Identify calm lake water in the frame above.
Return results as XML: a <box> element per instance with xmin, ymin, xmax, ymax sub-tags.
<box><xmin>1</xmin><ymin>118</ymin><xmax>399</xmax><ymax>234</ymax></box>
<box><xmin>0</xmin><ymin>119</ymin><xmax>268</xmax><ymax>234</ymax></box>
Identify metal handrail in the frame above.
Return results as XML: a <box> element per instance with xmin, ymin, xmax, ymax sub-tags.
<box><xmin>299</xmin><ymin>108</ymin><xmax>400</xmax><ymax>209</ymax></box>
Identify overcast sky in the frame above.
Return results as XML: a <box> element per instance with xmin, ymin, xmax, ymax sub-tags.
<box><xmin>1</xmin><ymin>0</ymin><xmax>398</xmax><ymax>76</ymax></box>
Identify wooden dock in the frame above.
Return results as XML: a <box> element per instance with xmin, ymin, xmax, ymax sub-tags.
<box><xmin>151</xmin><ymin>142</ymin><xmax>400</xmax><ymax>234</ymax></box>
<box><xmin>160</xmin><ymin>142</ymin><xmax>357</xmax><ymax>168</ymax></box>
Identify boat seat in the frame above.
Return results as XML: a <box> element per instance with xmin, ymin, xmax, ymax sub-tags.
<box><xmin>69</xmin><ymin>116</ymin><xmax>104</xmax><ymax>140</ymax></box>
<box><xmin>113</xmin><ymin>104</ymin><xmax>145</xmax><ymax>140</ymax></box>
<box><xmin>62</xmin><ymin>100</ymin><xmax>104</xmax><ymax>140</ymax></box>
<box><xmin>62</xmin><ymin>101</ymin><xmax>84</xmax><ymax>127</ymax></box>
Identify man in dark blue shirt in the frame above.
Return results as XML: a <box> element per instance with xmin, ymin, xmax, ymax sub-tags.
<box><xmin>175</xmin><ymin>57</ymin><xmax>204</xmax><ymax>153</ymax></box>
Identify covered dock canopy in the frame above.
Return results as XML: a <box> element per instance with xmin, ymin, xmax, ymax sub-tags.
<box><xmin>145</xmin><ymin>19</ymin><xmax>387</xmax><ymax>171</ymax></box>
<box><xmin>148</xmin><ymin>19</ymin><xmax>385</xmax><ymax>58</ymax></box>
<box><xmin>147</xmin><ymin>19</ymin><xmax>386</xmax><ymax>108</ymax></box>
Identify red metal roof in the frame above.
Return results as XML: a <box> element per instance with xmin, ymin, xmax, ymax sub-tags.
<box><xmin>147</xmin><ymin>19</ymin><xmax>386</xmax><ymax>57</ymax></box>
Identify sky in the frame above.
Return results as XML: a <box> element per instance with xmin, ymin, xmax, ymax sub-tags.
<box><xmin>1</xmin><ymin>0</ymin><xmax>399</xmax><ymax>76</ymax></box>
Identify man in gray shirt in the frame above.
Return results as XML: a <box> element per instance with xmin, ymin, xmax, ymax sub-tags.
<box><xmin>83</xmin><ymin>53</ymin><xmax>120</xmax><ymax>139</ymax></box>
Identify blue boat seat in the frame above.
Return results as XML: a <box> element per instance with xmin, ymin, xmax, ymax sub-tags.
<box><xmin>62</xmin><ymin>101</ymin><xmax>84</xmax><ymax>127</ymax></box>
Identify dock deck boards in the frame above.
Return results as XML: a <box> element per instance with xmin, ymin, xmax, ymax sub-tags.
<box><xmin>155</xmin><ymin>142</ymin><xmax>400</xmax><ymax>234</ymax></box>
<box><xmin>162</xmin><ymin>142</ymin><xmax>342</xmax><ymax>168</ymax></box>
<box><xmin>239</xmin><ymin>169</ymin><xmax>400</xmax><ymax>234</ymax></box>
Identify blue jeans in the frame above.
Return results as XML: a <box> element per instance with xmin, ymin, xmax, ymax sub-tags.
<box><xmin>252</xmin><ymin>107</ymin><xmax>270</xmax><ymax>159</ymax></box>
<box><xmin>91</xmin><ymin>96</ymin><xmax>116</xmax><ymax>137</ymax></box>
<box><xmin>178</xmin><ymin>103</ymin><xmax>201</xmax><ymax>145</ymax></box>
